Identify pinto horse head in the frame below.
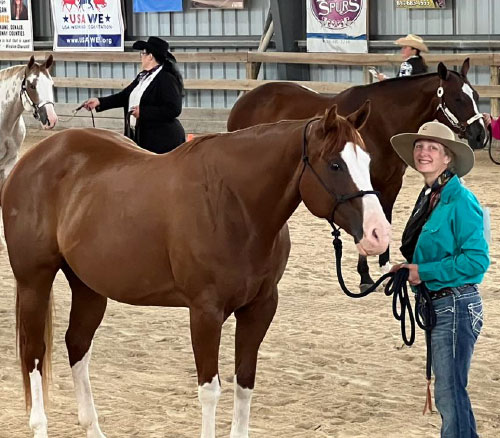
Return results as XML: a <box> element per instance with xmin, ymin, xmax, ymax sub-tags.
<box><xmin>435</xmin><ymin>58</ymin><xmax>486</xmax><ymax>150</ymax></box>
<box><xmin>23</xmin><ymin>55</ymin><xmax>58</xmax><ymax>130</ymax></box>
<box><xmin>299</xmin><ymin>100</ymin><xmax>391</xmax><ymax>256</ymax></box>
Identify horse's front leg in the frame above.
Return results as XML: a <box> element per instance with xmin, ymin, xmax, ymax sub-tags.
<box><xmin>378</xmin><ymin>189</ymin><xmax>396</xmax><ymax>275</ymax></box>
<box><xmin>190</xmin><ymin>305</ymin><xmax>225</xmax><ymax>438</ymax></box>
<box><xmin>231</xmin><ymin>290</ymin><xmax>278</xmax><ymax>438</ymax></box>
<box><xmin>357</xmin><ymin>255</ymin><xmax>374</xmax><ymax>291</ymax></box>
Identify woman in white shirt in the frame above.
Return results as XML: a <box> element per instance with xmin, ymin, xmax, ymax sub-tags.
<box><xmin>85</xmin><ymin>36</ymin><xmax>185</xmax><ymax>154</ymax></box>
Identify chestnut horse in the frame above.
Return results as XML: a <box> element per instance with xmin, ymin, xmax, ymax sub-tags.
<box><xmin>227</xmin><ymin>59</ymin><xmax>486</xmax><ymax>289</ymax></box>
<box><xmin>3</xmin><ymin>102</ymin><xmax>390</xmax><ymax>438</ymax></box>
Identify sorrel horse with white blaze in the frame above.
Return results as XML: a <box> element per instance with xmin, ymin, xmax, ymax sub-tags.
<box><xmin>3</xmin><ymin>102</ymin><xmax>390</xmax><ymax>438</ymax></box>
<box><xmin>0</xmin><ymin>55</ymin><xmax>57</xmax><ymax>189</ymax></box>
<box><xmin>227</xmin><ymin>59</ymin><xmax>486</xmax><ymax>290</ymax></box>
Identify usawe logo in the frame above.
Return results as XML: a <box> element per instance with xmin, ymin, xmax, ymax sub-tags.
<box><xmin>310</xmin><ymin>0</ymin><xmax>363</xmax><ymax>30</ymax></box>
<box><xmin>61</xmin><ymin>0</ymin><xmax>108</xmax><ymax>12</ymax></box>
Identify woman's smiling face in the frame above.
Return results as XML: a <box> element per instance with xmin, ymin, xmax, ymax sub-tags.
<box><xmin>413</xmin><ymin>140</ymin><xmax>451</xmax><ymax>182</ymax></box>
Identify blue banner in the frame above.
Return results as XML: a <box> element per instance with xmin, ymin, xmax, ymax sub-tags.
<box><xmin>134</xmin><ymin>0</ymin><xmax>183</xmax><ymax>12</ymax></box>
<box><xmin>57</xmin><ymin>34</ymin><xmax>122</xmax><ymax>48</ymax></box>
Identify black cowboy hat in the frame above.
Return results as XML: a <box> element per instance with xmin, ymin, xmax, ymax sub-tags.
<box><xmin>132</xmin><ymin>36</ymin><xmax>176</xmax><ymax>63</ymax></box>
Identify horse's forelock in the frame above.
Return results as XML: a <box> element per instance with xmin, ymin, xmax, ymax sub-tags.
<box><xmin>321</xmin><ymin>114</ymin><xmax>366</xmax><ymax>155</ymax></box>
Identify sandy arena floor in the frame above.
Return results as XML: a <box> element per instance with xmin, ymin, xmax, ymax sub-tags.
<box><xmin>0</xmin><ymin>130</ymin><xmax>499</xmax><ymax>438</ymax></box>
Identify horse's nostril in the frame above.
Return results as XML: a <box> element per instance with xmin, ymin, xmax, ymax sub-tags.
<box><xmin>372</xmin><ymin>228</ymin><xmax>379</xmax><ymax>241</ymax></box>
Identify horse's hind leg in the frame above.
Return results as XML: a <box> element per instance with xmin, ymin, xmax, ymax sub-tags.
<box><xmin>62</xmin><ymin>264</ymin><xmax>107</xmax><ymax>438</ymax></box>
<box><xmin>16</xmin><ymin>270</ymin><xmax>58</xmax><ymax>438</ymax></box>
<box><xmin>231</xmin><ymin>289</ymin><xmax>278</xmax><ymax>438</ymax></box>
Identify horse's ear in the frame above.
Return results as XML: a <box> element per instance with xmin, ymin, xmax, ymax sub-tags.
<box><xmin>26</xmin><ymin>55</ymin><xmax>35</xmax><ymax>70</ymax></box>
<box><xmin>44</xmin><ymin>54</ymin><xmax>54</xmax><ymax>70</ymax></box>
<box><xmin>322</xmin><ymin>104</ymin><xmax>338</xmax><ymax>133</ymax></box>
<box><xmin>460</xmin><ymin>57</ymin><xmax>470</xmax><ymax>77</ymax></box>
<box><xmin>346</xmin><ymin>100</ymin><xmax>371</xmax><ymax>131</ymax></box>
<box><xmin>438</xmin><ymin>62</ymin><xmax>449</xmax><ymax>80</ymax></box>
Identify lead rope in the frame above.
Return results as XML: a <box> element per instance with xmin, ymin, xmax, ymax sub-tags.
<box><xmin>415</xmin><ymin>284</ymin><xmax>436</xmax><ymax>414</ymax></box>
<box><xmin>332</xmin><ymin>229</ymin><xmax>437</xmax><ymax>414</ymax></box>
<box><xmin>331</xmin><ymin>228</ymin><xmax>415</xmax><ymax>345</ymax></box>
<box><xmin>57</xmin><ymin>103</ymin><xmax>96</xmax><ymax>127</ymax></box>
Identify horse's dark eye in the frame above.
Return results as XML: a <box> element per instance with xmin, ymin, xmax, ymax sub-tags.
<box><xmin>30</xmin><ymin>84</ymin><xmax>36</xmax><ymax>90</ymax></box>
<box><xmin>330</xmin><ymin>163</ymin><xmax>340</xmax><ymax>171</ymax></box>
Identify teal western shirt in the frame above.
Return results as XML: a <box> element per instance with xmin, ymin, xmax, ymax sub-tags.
<box><xmin>413</xmin><ymin>175</ymin><xmax>489</xmax><ymax>291</ymax></box>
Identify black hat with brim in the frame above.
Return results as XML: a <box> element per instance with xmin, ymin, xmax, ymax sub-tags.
<box><xmin>133</xmin><ymin>36</ymin><xmax>176</xmax><ymax>63</ymax></box>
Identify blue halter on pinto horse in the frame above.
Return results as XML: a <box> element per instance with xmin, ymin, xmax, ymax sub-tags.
<box><xmin>0</xmin><ymin>55</ymin><xmax>57</xmax><ymax>190</ymax></box>
<box><xmin>2</xmin><ymin>101</ymin><xmax>390</xmax><ymax>438</ymax></box>
<box><xmin>227</xmin><ymin>59</ymin><xmax>487</xmax><ymax>290</ymax></box>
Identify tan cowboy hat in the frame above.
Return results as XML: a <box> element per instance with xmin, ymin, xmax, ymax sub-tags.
<box><xmin>390</xmin><ymin>121</ymin><xmax>474</xmax><ymax>177</ymax></box>
<box><xmin>394</xmin><ymin>34</ymin><xmax>429</xmax><ymax>53</ymax></box>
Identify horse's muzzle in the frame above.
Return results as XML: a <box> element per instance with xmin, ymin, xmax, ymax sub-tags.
<box><xmin>466</xmin><ymin>120</ymin><xmax>487</xmax><ymax>150</ymax></box>
<box><xmin>39</xmin><ymin>104</ymin><xmax>58</xmax><ymax>130</ymax></box>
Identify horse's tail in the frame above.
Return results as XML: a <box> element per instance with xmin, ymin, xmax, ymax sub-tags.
<box><xmin>16</xmin><ymin>283</ymin><xmax>54</xmax><ymax>410</ymax></box>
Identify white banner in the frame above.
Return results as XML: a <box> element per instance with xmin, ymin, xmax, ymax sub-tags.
<box><xmin>307</xmin><ymin>0</ymin><xmax>367</xmax><ymax>53</ymax></box>
<box><xmin>51</xmin><ymin>0</ymin><xmax>124</xmax><ymax>51</ymax></box>
<box><xmin>0</xmin><ymin>0</ymin><xmax>33</xmax><ymax>51</ymax></box>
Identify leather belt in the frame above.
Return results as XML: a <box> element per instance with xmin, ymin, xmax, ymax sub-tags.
<box><xmin>429</xmin><ymin>287</ymin><xmax>454</xmax><ymax>301</ymax></box>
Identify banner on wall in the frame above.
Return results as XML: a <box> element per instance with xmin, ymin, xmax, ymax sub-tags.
<box><xmin>51</xmin><ymin>0</ymin><xmax>124</xmax><ymax>51</ymax></box>
<box><xmin>190</xmin><ymin>0</ymin><xmax>244</xmax><ymax>9</ymax></box>
<box><xmin>134</xmin><ymin>0</ymin><xmax>183</xmax><ymax>12</ymax></box>
<box><xmin>0</xmin><ymin>0</ymin><xmax>34</xmax><ymax>51</ymax></box>
<box><xmin>395</xmin><ymin>0</ymin><xmax>446</xmax><ymax>8</ymax></box>
<box><xmin>307</xmin><ymin>0</ymin><xmax>368</xmax><ymax>53</ymax></box>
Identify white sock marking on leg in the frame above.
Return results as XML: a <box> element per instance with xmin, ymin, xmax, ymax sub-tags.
<box><xmin>230</xmin><ymin>376</ymin><xmax>253</xmax><ymax>438</ymax></box>
<box><xmin>198</xmin><ymin>375</ymin><xmax>221</xmax><ymax>438</ymax></box>
<box><xmin>72</xmin><ymin>345</ymin><xmax>106</xmax><ymax>438</ymax></box>
<box><xmin>29</xmin><ymin>359</ymin><xmax>48</xmax><ymax>438</ymax></box>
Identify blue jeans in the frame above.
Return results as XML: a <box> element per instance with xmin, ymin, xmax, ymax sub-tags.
<box><xmin>431</xmin><ymin>284</ymin><xmax>483</xmax><ymax>438</ymax></box>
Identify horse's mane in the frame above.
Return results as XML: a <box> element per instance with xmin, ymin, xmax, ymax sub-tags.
<box><xmin>353</xmin><ymin>70</ymin><xmax>462</xmax><ymax>91</ymax></box>
<box><xmin>0</xmin><ymin>65</ymin><xmax>24</xmax><ymax>80</ymax></box>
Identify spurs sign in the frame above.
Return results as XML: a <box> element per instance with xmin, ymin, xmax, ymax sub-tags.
<box><xmin>307</xmin><ymin>0</ymin><xmax>367</xmax><ymax>53</ymax></box>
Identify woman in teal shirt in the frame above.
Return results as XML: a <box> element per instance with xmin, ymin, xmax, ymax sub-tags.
<box><xmin>390</xmin><ymin>121</ymin><xmax>489</xmax><ymax>438</ymax></box>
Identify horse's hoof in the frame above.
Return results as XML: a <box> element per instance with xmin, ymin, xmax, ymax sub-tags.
<box><xmin>359</xmin><ymin>283</ymin><xmax>375</xmax><ymax>293</ymax></box>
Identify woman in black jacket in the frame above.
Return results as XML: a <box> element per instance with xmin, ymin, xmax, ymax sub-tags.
<box><xmin>85</xmin><ymin>36</ymin><xmax>185</xmax><ymax>154</ymax></box>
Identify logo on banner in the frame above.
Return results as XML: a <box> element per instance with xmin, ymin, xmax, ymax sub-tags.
<box><xmin>310</xmin><ymin>0</ymin><xmax>363</xmax><ymax>30</ymax></box>
<box><xmin>61</xmin><ymin>0</ymin><xmax>108</xmax><ymax>12</ymax></box>
<box><xmin>61</xmin><ymin>0</ymin><xmax>111</xmax><ymax>24</ymax></box>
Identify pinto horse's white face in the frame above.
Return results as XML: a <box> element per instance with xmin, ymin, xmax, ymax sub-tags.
<box><xmin>23</xmin><ymin>55</ymin><xmax>58</xmax><ymax>129</ymax></box>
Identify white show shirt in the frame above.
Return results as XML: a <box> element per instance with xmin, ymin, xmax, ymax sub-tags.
<box><xmin>128</xmin><ymin>65</ymin><xmax>163</xmax><ymax>127</ymax></box>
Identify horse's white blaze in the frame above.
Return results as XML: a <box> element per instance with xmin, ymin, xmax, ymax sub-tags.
<box><xmin>72</xmin><ymin>345</ymin><xmax>106</xmax><ymax>438</ymax></box>
<box><xmin>462</xmin><ymin>83</ymin><xmax>484</xmax><ymax>128</ymax></box>
<box><xmin>230</xmin><ymin>376</ymin><xmax>253</xmax><ymax>438</ymax></box>
<box><xmin>341</xmin><ymin>142</ymin><xmax>391</xmax><ymax>255</ymax></box>
<box><xmin>31</xmin><ymin>72</ymin><xmax>57</xmax><ymax>128</ymax></box>
<box><xmin>29</xmin><ymin>359</ymin><xmax>48</xmax><ymax>438</ymax></box>
<box><xmin>198</xmin><ymin>375</ymin><xmax>221</xmax><ymax>438</ymax></box>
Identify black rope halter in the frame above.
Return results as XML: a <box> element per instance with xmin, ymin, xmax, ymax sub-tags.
<box><xmin>299</xmin><ymin>118</ymin><xmax>420</xmax><ymax>346</ymax></box>
<box><xmin>20</xmin><ymin>76</ymin><xmax>54</xmax><ymax>121</ymax></box>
